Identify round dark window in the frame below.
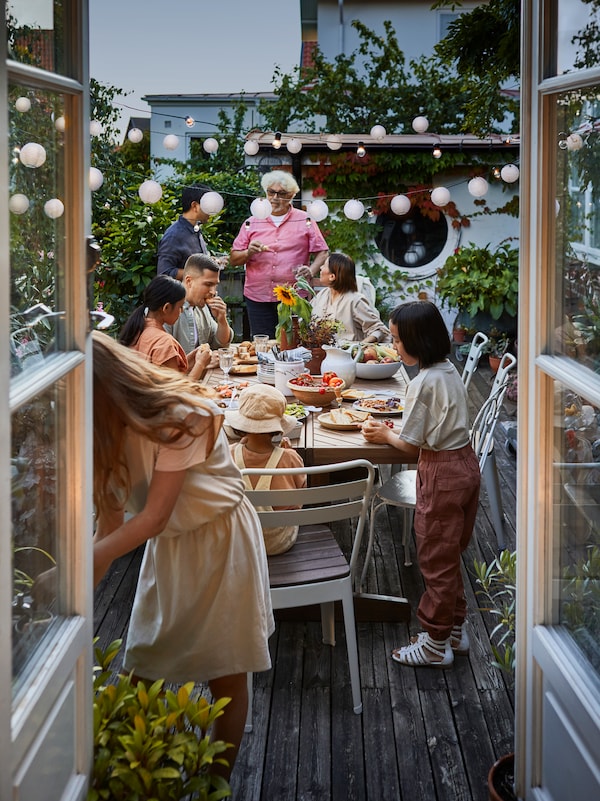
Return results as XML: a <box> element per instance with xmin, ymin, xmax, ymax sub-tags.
<box><xmin>375</xmin><ymin>209</ymin><xmax>448</xmax><ymax>271</ymax></box>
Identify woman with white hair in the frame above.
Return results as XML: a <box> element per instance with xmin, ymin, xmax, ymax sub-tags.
<box><xmin>230</xmin><ymin>170</ymin><xmax>329</xmax><ymax>338</ymax></box>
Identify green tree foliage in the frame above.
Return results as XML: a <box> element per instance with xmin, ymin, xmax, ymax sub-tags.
<box><xmin>259</xmin><ymin>20</ymin><xmax>474</xmax><ymax>135</ymax></box>
<box><xmin>433</xmin><ymin>0</ymin><xmax>521</xmax><ymax>134</ymax></box>
<box><xmin>571</xmin><ymin>0</ymin><xmax>600</xmax><ymax>69</ymax></box>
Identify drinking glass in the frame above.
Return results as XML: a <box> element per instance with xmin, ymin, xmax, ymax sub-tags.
<box><xmin>218</xmin><ymin>348</ymin><xmax>234</xmax><ymax>381</ymax></box>
<box><xmin>253</xmin><ymin>334</ymin><xmax>270</xmax><ymax>355</ymax></box>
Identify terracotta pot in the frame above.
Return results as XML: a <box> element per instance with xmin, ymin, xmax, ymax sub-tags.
<box><xmin>488</xmin><ymin>753</ymin><xmax>517</xmax><ymax>801</ymax></box>
<box><xmin>279</xmin><ymin>316</ymin><xmax>299</xmax><ymax>350</ymax></box>
<box><xmin>489</xmin><ymin>355</ymin><xmax>502</xmax><ymax>373</ymax></box>
<box><xmin>453</xmin><ymin>327</ymin><xmax>466</xmax><ymax>343</ymax></box>
<box><xmin>304</xmin><ymin>347</ymin><xmax>326</xmax><ymax>374</ymax></box>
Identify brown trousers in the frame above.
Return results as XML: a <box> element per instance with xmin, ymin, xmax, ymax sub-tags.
<box><xmin>414</xmin><ymin>444</ymin><xmax>481</xmax><ymax>641</ymax></box>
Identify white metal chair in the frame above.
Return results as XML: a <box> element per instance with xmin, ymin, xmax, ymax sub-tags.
<box><xmin>241</xmin><ymin>459</ymin><xmax>376</xmax><ymax>727</ymax></box>
<box><xmin>362</xmin><ymin>353</ymin><xmax>516</xmax><ymax>580</ymax></box>
<box><xmin>461</xmin><ymin>331</ymin><xmax>489</xmax><ymax>390</ymax></box>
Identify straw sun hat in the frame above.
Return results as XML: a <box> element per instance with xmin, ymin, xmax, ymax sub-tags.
<box><xmin>225</xmin><ymin>384</ymin><xmax>297</xmax><ymax>436</ymax></box>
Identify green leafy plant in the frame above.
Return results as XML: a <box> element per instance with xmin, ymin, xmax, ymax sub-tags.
<box><xmin>297</xmin><ymin>315</ymin><xmax>343</xmax><ymax>349</ymax></box>
<box><xmin>473</xmin><ymin>549</ymin><xmax>517</xmax><ymax>679</ymax></box>
<box><xmin>89</xmin><ymin>640</ymin><xmax>232</xmax><ymax>801</ymax></box>
<box><xmin>273</xmin><ymin>277</ymin><xmax>314</xmax><ymax>342</ymax></box>
<box><xmin>484</xmin><ymin>328</ymin><xmax>511</xmax><ymax>358</ymax></box>
<box><xmin>436</xmin><ymin>241</ymin><xmax>519</xmax><ymax>320</ymax></box>
<box><xmin>561</xmin><ymin>545</ymin><xmax>600</xmax><ymax>656</ymax></box>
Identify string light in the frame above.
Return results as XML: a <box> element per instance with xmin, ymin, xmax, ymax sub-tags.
<box><xmin>468</xmin><ymin>176</ymin><xmax>489</xmax><ymax>198</ymax></box>
<box><xmin>244</xmin><ymin>140</ymin><xmax>260</xmax><ymax>156</ymax></box>
<box><xmin>163</xmin><ymin>134</ymin><xmax>179</xmax><ymax>150</ymax></box>
<box><xmin>307</xmin><ymin>199</ymin><xmax>329</xmax><ymax>222</ymax></box>
<box><xmin>127</xmin><ymin>127</ymin><xmax>143</xmax><ymax>143</ymax></box>
<box><xmin>19</xmin><ymin>142</ymin><xmax>46</xmax><ymax>168</ymax></box>
<box><xmin>326</xmin><ymin>134</ymin><xmax>343</xmax><ymax>151</ymax></box>
<box><xmin>203</xmin><ymin>137</ymin><xmax>219</xmax><ymax>153</ymax></box>
<box><xmin>185</xmin><ymin>115</ymin><xmax>195</xmax><ymax>128</ymax></box>
<box><xmin>412</xmin><ymin>115</ymin><xmax>429</xmax><ymax>133</ymax></box>
<box><xmin>44</xmin><ymin>198</ymin><xmax>65</xmax><ymax>218</ymax></box>
<box><xmin>430</xmin><ymin>186</ymin><xmax>451</xmax><ymax>207</ymax></box>
<box><xmin>501</xmin><ymin>163</ymin><xmax>519</xmax><ymax>183</ymax></box>
<box><xmin>15</xmin><ymin>96</ymin><xmax>31</xmax><ymax>112</ymax></box>
<box><xmin>138</xmin><ymin>180</ymin><xmax>163</xmax><ymax>204</ymax></box>
<box><xmin>356</xmin><ymin>141</ymin><xmax>366</xmax><ymax>158</ymax></box>
<box><xmin>390</xmin><ymin>194</ymin><xmax>411</xmax><ymax>215</ymax></box>
<box><xmin>344</xmin><ymin>199</ymin><xmax>365</xmax><ymax>220</ymax></box>
<box><xmin>89</xmin><ymin>167</ymin><xmax>104</xmax><ymax>191</ymax></box>
<box><xmin>432</xmin><ymin>144</ymin><xmax>442</xmax><ymax>159</ymax></box>
<box><xmin>8</xmin><ymin>193</ymin><xmax>30</xmax><ymax>214</ymax></box>
<box><xmin>370</xmin><ymin>124</ymin><xmax>386</xmax><ymax>140</ymax></box>
<box><xmin>272</xmin><ymin>132</ymin><xmax>282</xmax><ymax>149</ymax></box>
<box><xmin>286</xmin><ymin>137</ymin><xmax>302</xmax><ymax>154</ymax></box>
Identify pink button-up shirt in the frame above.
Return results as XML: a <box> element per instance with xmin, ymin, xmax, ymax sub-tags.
<box><xmin>232</xmin><ymin>207</ymin><xmax>328</xmax><ymax>303</ymax></box>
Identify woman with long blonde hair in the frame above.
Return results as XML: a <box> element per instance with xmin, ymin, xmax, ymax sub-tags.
<box><xmin>92</xmin><ymin>332</ymin><xmax>274</xmax><ymax>777</ymax></box>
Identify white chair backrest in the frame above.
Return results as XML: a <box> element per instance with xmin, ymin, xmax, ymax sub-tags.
<box><xmin>241</xmin><ymin>459</ymin><xmax>375</xmax><ymax>577</ymax></box>
<box><xmin>470</xmin><ymin>377</ymin><xmax>512</xmax><ymax>470</ymax></box>
<box><xmin>462</xmin><ymin>331</ymin><xmax>489</xmax><ymax>390</ymax></box>
<box><xmin>490</xmin><ymin>351</ymin><xmax>517</xmax><ymax>399</ymax></box>
<box><xmin>356</xmin><ymin>274</ymin><xmax>376</xmax><ymax>306</ymax></box>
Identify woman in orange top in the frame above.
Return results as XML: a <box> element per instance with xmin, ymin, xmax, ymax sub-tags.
<box><xmin>119</xmin><ymin>275</ymin><xmax>207</xmax><ymax>379</ymax></box>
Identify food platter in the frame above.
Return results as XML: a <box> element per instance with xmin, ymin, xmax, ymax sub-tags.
<box><xmin>317</xmin><ymin>408</ymin><xmax>371</xmax><ymax>430</ymax></box>
<box><xmin>353</xmin><ymin>396</ymin><xmax>404</xmax><ymax>415</ymax></box>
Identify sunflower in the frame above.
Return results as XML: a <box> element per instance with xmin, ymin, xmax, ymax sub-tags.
<box><xmin>273</xmin><ymin>285</ymin><xmax>297</xmax><ymax>306</ymax></box>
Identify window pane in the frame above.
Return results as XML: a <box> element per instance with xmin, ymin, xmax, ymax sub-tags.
<box><xmin>12</xmin><ymin>386</ymin><xmax>66</xmax><ymax>689</ymax></box>
<box><xmin>553</xmin><ymin>85</ymin><xmax>600</xmax><ymax>369</ymax></box>
<box><xmin>557</xmin><ymin>0</ymin><xmax>600</xmax><ymax>74</ymax></box>
<box><xmin>6</xmin><ymin>0</ymin><xmax>66</xmax><ymax>75</ymax></box>
<box><xmin>9</xmin><ymin>82</ymin><xmax>67</xmax><ymax>378</ymax></box>
<box><xmin>553</xmin><ymin>381</ymin><xmax>600</xmax><ymax>672</ymax></box>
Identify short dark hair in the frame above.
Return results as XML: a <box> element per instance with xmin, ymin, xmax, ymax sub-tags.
<box><xmin>183</xmin><ymin>253</ymin><xmax>220</xmax><ymax>275</ymax></box>
<box><xmin>182</xmin><ymin>184</ymin><xmax>212</xmax><ymax>213</ymax></box>
<box><xmin>389</xmin><ymin>301</ymin><xmax>450</xmax><ymax>367</ymax></box>
<box><xmin>328</xmin><ymin>252</ymin><xmax>358</xmax><ymax>293</ymax></box>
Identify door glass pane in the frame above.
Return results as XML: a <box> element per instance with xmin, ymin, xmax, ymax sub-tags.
<box><xmin>9</xmin><ymin>82</ymin><xmax>67</xmax><ymax>378</ymax></box>
<box><xmin>556</xmin><ymin>0</ymin><xmax>600</xmax><ymax>74</ymax></box>
<box><xmin>553</xmin><ymin>380</ymin><xmax>600</xmax><ymax>672</ymax></box>
<box><xmin>553</xmin><ymin>84</ymin><xmax>600</xmax><ymax>371</ymax></box>
<box><xmin>12</xmin><ymin>386</ymin><xmax>66</xmax><ymax>689</ymax></box>
<box><xmin>6</xmin><ymin>0</ymin><xmax>66</xmax><ymax>75</ymax></box>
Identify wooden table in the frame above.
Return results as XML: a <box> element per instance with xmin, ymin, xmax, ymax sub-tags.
<box><xmin>202</xmin><ymin>367</ymin><xmax>416</xmax><ymax>468</ymax></box>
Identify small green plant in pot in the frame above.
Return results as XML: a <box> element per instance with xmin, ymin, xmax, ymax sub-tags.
<box><xmin>88</xmin><ymin>639</ymin><xmax>232</xmax><ymax>801</ymax></box>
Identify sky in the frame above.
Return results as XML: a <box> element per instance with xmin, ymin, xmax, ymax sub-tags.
<box><xmin>89</xmin><ymin>0</ymin><xmax>302</xmax><ymax>137</ymax></box>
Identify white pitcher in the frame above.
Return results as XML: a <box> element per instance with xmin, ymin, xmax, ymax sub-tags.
<box><xmin>320</xmin><ymin>345</ymin><xmax>361</xmax><ymax>387</ymax></box>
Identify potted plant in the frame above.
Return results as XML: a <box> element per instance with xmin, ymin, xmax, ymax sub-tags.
<box><xmin>297</xmin><ymin>316</ymin><xmax>343</xmax><ymax>373</ymax></box>
<box><xmin>273</xmin><ymin>278</ymin><xmax>314</xmax><ymax>349</ymax></box>
<box><xmin>89</xmin><ymin>639</ymin><xmax>232</xmax><ymax>801</ymax></box>
<box><xmin>473</xmin><ymin>550</ymin><xmax>517</xmax><ymax>801</ymax></box>
<box><xmin>484</xmin><ymin>328</ymin><xmax>511</xmax><ymax>373</ymax></box>
<box><xmin>436</xmin><ymin>242</ymin><xmax>519</xmax><ymax>337</ymax></box>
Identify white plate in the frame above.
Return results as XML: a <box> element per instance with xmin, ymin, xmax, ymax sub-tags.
<box><xmin>317</xmin><ymin>412</ymin><xmax>364</xmax><ymax>431</ymax></box>
<box><xmin>353</xmin><ymin>396</ymin><xmax>404</xmax><ymax>415</ymax></box>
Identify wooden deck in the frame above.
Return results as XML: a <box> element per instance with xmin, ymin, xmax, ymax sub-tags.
<box><xmin>93</xmin><ymin>362</ymin><xmax>517</xmax><ymax>801</ymax></box>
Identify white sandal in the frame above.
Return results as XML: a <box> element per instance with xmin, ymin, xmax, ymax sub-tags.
<box><xmin>391</xmin><ymin>631</ymin><xmax>454</xmax><ymax>669</ymax></box>
<box><xmin>451</xmin><ymin>622</ymin><xmax>470</xmax><ymax>655</ymax></box>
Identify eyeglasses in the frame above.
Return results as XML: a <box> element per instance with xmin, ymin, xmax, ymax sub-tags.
<box><xmin>266</xmin><ymin>188</ymin><xmax>292</xmax><ymax>199</ymax></box>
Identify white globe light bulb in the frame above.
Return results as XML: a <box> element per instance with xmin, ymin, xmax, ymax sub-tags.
<box><xmin>370</xmin><ymin>124</ymin><xmax>386</xmax><ymax>140</ymax></box>
<box><xmin>344</xmin><ymin>199</ymin><xmax>365</xmax><ymax>221</ymax></box>
<box><xmin>286</xmin><ymin>137</ymin><xmax>303</xmax><ymax>154</ymax></box>
<box><xmin>19</xmin><ymin>142</ymin><xmax>46</xmax><ymax>168</ymax></box>
<box><xmin>500</xmin><ymin>163</ymin><xmax>520</xmax><ymax>183</ymax></box>
<box><xmin>430</xmin><ymin>186</ymin><xmax>451</xmax><ymax>207</ymax></box>
<box><xmin>90</xmin><ymin>120</ymin><xmax>103</xmax><ymax>137</ymax></box>
<box><xmin>44</xmin><ymin>198</ymin><xmax>65</xmax><ymax>219</ymax></box>
<box><xmin>412</xmin><ymin>115</ymin><xmax>429</xmax><ymax>133</ymax></box>
<box><xmin>326</xmin><ymin>134</ymin><xmax>343</xmax><ymax>151</ymax></box>
<box><xmin>54</xmin><ymin>115</ymin><xmax>66</xmax><ymax>132</ymax></box>
<box><xmin>468</xmin><ymin>176</ymin><xmax>489</xmax><ymax>198</ymax></box>
<box><xmin>138</xmin><ymin>180</ymin><xmax>163</xmax><ymax>204</ymax></box>
<box><xmin>244</xmin><ymin>140</ymin><xmax>260</xmax><ymax>156</ymax></box>
<box><xmin>200</xmin><ymin>191</ymin><xmax>225</xmax><ymax>215</ymax></box>
<box><xmin>250</xmin><ymin>197</ymin><xmax>272</xmax><ymax>219</ymax></box>
<box><xmin>163</xmin><ymin>134</ymin><xmax>179</xmax><ymax>150</ymax></box>
<box><xmin>566</xmin><ymin>133</ymin><xmax>584</xmax><ymax>151</ymax></box>
<box><xmin>390</xmin><ymin>194</ymin><xmax>411</xmax><ymax>215</ymax></box>
<box><xmin>9</xmin><ymin>193</ymin><xmax>30</xmax><ymax>214</ymax></box>
<box><xmin>307</xmin><ymin>199</ymin><xmax>329</xmax><ymax>222</ymax></box>
<box><xmin>89</xmin><ymin>167</ymin><xmax>104</xmax><ymax>191</ymax></box>
<box><xmin>203</xmin><ymin>137</ymin><xmax>219</xmax><ymax>153</ymax></box>
<box><xmin>15</xmin><ymin>96</ymin><xmax>31</xmax><ymax>112</ymax></box>
<box><xmin>128</xmin><ymin>127</ymin><xmax>143</xmax><ymax>143</ymax></box>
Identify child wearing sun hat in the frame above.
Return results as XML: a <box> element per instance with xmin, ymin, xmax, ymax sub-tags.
<box><xmin>225</xmin><ymin>384</ymin><xmax>306</xmax><ymax>555</ymax></box>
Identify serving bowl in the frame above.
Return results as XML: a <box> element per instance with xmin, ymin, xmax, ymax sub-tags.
<box><xmin>286</xmin><ymin>375</ymin><xmax>346</xmax><ymax>406</ymax></box>
<box><xmin>355</xmin><ymin>361</ymin><xmax>402</xmax><ymax>380</ymax></box>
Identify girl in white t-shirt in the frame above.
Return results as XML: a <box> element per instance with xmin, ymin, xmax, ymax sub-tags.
<box><xmin>361</xmin><ymin>301</ymin><xmax>480</xmax><ymax>669</ymax></box>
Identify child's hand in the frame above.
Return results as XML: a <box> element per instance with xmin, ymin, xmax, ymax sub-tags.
<box><xmin>361</xmin><ymin>418</ymin><xmax>396</xmax><ymax>444</ymax></box>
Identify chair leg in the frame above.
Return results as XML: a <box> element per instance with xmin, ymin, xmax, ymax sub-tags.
<box><xmin>340</xmin><ymin>581</ymin><xmax>363</xmax><ymax>714</ymax></box>
<box><xmin>360</xmin><ymin>498</ymin><xmax>384</xmax><ymax>590</ymax></box>
<box><xmin>402</xmin><ymin>508</ymin><xmax>414</xmax><ymax>566</ymax></box>
<box><xmin>482</xmin><ymin>450</ymin><xmax>507</xmax><ymax>551</ymax></box>
<box><xmin>321</xmin><ymin>601</ymin><xmax>336</xmax><ymax>645</ymax></box>
<box><xmin>244</xmin><ymin>672</ymin><xmax>253</xmax><ymax>733</ymax></box>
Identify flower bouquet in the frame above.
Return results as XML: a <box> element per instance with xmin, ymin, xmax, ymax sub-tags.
<box><xmin>273</xmin><ymin>276</ymin><xmax>314</xmax><ymax>346</ymax></box>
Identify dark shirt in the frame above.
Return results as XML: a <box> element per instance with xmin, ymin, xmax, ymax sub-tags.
<box><xmin>157</xmin><ymin>215</ymin><xmax>208</xmax><ymax>277</ymax></box>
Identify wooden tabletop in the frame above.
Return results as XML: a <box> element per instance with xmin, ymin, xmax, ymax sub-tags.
<box><xmin>202</xmin><ymin>366</ymin><xmax>416</xmax><ymax>468</ymax></box>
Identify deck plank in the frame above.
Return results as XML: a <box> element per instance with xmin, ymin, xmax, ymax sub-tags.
<box><xmin>93</xmin><ymin>362</ymin><xmax>517</xmax><ymax>801</ymax></box>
